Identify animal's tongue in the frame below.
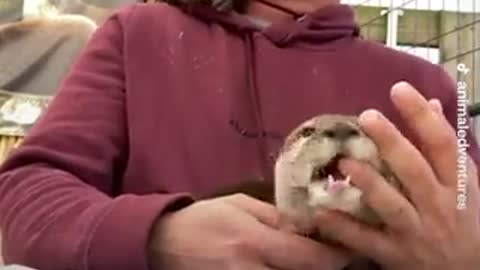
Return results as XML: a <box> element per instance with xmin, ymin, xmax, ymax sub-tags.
<box><xmin>326</xmin><ymin>173</ymin><xmax>351</xmax><ymax>193</ymax></box>
<box><xmin>319</xmin><ymin>154</ymin><xmax>352</xmax><ymax>193</ymax></box>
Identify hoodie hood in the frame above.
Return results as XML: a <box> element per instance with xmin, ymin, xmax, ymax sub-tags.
<box><xmin>188</xmin><ymin>2</ymin><xmax>360</xmax><ymax>47</ymax></box>
<box><xmin>262</xmin><ymin>4</ymin><xmax>361</xmax><ymax>47</ymax></box>
<box><xmin>185</xmin><ymin>2</ymin><xmax>361</xmax><ymax>179</ymax></box>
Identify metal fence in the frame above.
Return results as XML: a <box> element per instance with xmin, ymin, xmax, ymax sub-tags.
<box><xmin>342</xmin><ymin>0</ymin><xmax>480</xmax><ymax>139</ymax></box>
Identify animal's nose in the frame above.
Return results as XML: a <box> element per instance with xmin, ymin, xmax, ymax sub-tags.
<box><xmin>323</xmin><ymin>123</ymin><xmax>359</xmax><ymax>140</ymax></box>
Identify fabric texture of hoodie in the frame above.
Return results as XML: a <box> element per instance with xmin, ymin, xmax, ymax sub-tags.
<box><xmin>0</xmin><ymin>2</ymin><xmax>478</xmax><ymax>270</ymax></box>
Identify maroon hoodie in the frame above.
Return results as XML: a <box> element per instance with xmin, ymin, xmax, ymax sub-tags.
<box><xmin>0</xmin><ymin>2</ymin><xmax>478</xmax><ymax>270</ymax></box>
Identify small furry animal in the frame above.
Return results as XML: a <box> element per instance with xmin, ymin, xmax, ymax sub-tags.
<box><xmin>274</xmin><ymin>114</ymin><xmax>402</xmax><ymax>233</ymax></box>
<box><xmin>210</xmin><ymin>114</ymin><xmax>405</xmax><ymax>270</ymax></box>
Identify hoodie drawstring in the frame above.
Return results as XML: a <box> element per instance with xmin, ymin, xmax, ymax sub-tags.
<box><xmin>244</xmin><ymin>33</ymin><xmax>273</xmax><ymax>181</ymax></box>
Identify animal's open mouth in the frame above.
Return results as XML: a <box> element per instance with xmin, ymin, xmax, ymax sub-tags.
<box><xmin>311</xmin><ymin>154</ymin><xmax>352</xmax><ymax>192</ymax></box>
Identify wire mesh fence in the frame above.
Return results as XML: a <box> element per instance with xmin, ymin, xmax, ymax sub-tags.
<box><xmin>342</xmin><ymin>0</ymin><xmax>480</xmax><ymax>139</ymax></box>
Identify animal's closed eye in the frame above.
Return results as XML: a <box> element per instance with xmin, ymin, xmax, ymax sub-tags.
<box><xmin>300</xmin><ymin>127</ymin><xmax>316</xmax><ymax>137</ymax></box>
<box><xmin>323</xmin><ymin>125</ymin><xmax>360</xmax><ymax>139</ymax></box>
<box><xmin>323</xmin><ymin>130</ymin><xmax>336</xmax><ymax>138</ymax></box>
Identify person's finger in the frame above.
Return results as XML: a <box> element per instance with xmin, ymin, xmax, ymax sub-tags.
<box><xmin>358</xmin><ymin>109</ymin><xmax>443</xmax><ymax>213</ymax></box>
<box><xmin>223</xmin><ymin>193</ymin><xmax>281</xmax><ymax>228</ymax></box>
<box><xmin>390</xmin><ymin>82</ymin><xmax>457</xmax><ymax>187</ymax></box>
<box><xmin>428</xmin><ymin>98</ymin><xmax>443</xmax><ymax>115</ymax></box>
<box><xmin>428</xmin><ymin>99</ymin><xmax>454</xmax><ymax>140</ymax></box>
<box><xmin>314</xmin><ymin>209</ymin><xmax>396</xmax><ymax>266</ymax></box>
<box><xmin>457</xmin><ymin>156</ymin><xmax>480</xmax><ymax>219</ymax></box>
<box><xmin>254</xmin><ymin>226</ymin><xmax>352</xmax><ymax>270</ymax></box>
<box><xmin>338</xmin><ymin>158</ymin><xmax>421</xmax><ymax>232</ymax></box>
<box><xmin>234</xmin><ymin>262</ymin><xmax>279</xmax><ymax>270</ymax></box>
<box><xmin>224</xmin><ymin>193</ymin><xmax>352</xmax><ymax>270</ymax></box>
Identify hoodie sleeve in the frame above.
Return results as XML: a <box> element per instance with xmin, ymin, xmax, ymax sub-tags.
<box><xmin>0</xmin><ymin>5</ymin><xmax>193</xmax><ymax>270</ymax></box>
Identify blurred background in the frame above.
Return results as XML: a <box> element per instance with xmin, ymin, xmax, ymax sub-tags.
<box><xmin>0</xmin><ymin>0</ymin><xmax>479</xmax><ymax>265</ymax></box>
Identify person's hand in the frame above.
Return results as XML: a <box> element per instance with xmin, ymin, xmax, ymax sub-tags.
<box><xmin>314</xmin><ymin>82</ymin><xmax>480</xmax><ymax>270</ymax></box>
<box><xmin>147</xmin><ymin>193</ymin><xmax>351</xmax><ymax>270</ymax></box>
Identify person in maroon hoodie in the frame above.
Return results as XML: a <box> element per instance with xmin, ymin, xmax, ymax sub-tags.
<box><xmin>0</xmin><ymin>0</ymin><xmax>479</xmax><ymax>269</ymax></box>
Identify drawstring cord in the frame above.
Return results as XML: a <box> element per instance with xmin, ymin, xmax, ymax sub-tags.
<box><xmin>244</xmin><ymin>33</ymin><xmax>272</xmax><ymax>180</ymax></box>
<box><xmin>228</xmin><ymin>32</ymin><xmax>283</xmax><ymax>181</ymax></box>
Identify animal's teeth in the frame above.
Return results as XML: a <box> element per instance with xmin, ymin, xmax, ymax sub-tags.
<box><xmin>344</xmin><ymin>175</ymin><xmax>351</xmax><ymax>185</ymax></box>
<box><xmin>327</xmin><ymin>174</ymin><xmax>335</xmax><ymax>189</ymax></box>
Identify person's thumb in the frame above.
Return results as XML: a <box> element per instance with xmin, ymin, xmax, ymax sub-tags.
<box><xmin>223</xmin><ymin>194</ymin><xmax>281</xmax><ymax>228</ymax></box>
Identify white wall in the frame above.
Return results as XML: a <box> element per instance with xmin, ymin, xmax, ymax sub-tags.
<box><xmin>397</xmin><ymin>46</ymin><xmax>440</xmax><ymax>64</ymax></box>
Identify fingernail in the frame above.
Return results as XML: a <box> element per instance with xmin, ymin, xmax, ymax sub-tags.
<box><xmin>391</xmin><ymin>81</ymin><xmax>413</xmax><ymax>97</ymax></box>
<box><xmin>359</xmin><ymin>109</ymin><xmax>381</xmax><ymax>126</ymax></box>
<box><xmin>429</xmin><ymin>98</ymin><xmax>443</xmax><ymax>113</ymax></box>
